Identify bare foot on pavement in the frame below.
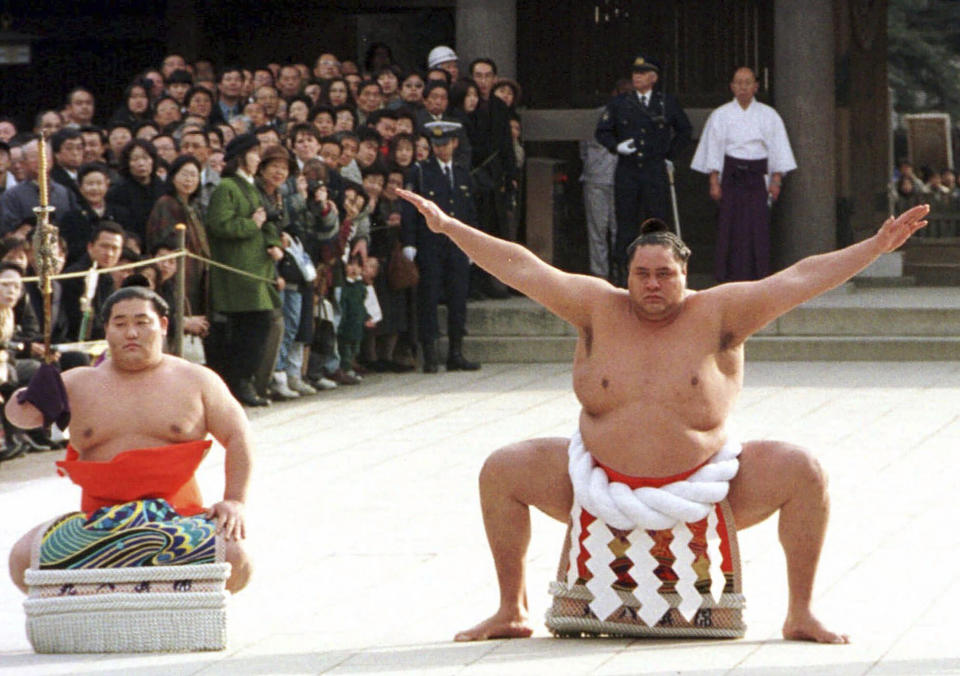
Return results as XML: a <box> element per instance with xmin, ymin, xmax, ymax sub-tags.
<box><xmin>783</xmin><ymin>611</ymin><xmax>850</xmax><ymax>644</ymax></box>
<box><xmin>454</xmin><ymin>609</ymin><xmax>534</xmax><ymax>642</ymax></box>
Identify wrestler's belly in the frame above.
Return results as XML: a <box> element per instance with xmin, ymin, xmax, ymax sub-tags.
<box><xmin>578</xmin><ymin>404</ymin><xmax>727</xmax><ymax>477</ymax></box>
<box><xmin>75</xmin><ymin>433</ymin><xmax>207</xmax><ymax>462</ymax></box>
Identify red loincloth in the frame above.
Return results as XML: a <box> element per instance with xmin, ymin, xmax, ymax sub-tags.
<box><xmin>56</xmin><ymin>440</ymin><xmax>212</xmax><ymax>517</ymax></box>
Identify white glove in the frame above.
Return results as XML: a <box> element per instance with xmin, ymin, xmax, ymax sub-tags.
<box><xmin>402</xmin><ymin>246</ymin><xmax>417</xmax><ymax>261</ymax></box>
<box><xmin>616</xmin><ymin>139</ymin><xmax>637</xmax><ymax>155</ymax></box>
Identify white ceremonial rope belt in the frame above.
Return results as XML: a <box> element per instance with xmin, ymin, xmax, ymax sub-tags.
<box><xmin>566</xmin><ymin>430</ymin><xmax>742</xmax><ymax>624</ymax></box>
<box><xmin>568</xmin><ymin>429</ymin><xmax>742</xmax><ymax>531</ymax></box>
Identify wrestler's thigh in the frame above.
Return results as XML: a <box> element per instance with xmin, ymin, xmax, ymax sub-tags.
<box><xmin>482</xmin><ymin>437</ymin><xmax>572</xmax><ymax>522</ymax></box>
<box><xmin>727</xmin><ymin>439</ymin><xmax>823</xmax><ymax>530</ymax></box>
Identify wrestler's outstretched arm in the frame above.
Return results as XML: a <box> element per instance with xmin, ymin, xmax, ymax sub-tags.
<box><xmin>397</xmin><ymin>189</ymin><xmax>608</xmax><ymax>328</ymax></box>
<box><xmin>714</xmin><ymin>203</ymin><xmax>929</xmax><ymax>346</ymax></box>
<box><xmin>200</xmin><ymin>367</ymin><xmax>253</xmax><ymax>541</ymax></box>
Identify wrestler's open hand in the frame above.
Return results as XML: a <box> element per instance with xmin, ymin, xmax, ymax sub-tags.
<box><xmin>874</xmin><ymin>203</ymin><xmax>929</xmax><ymax>252</ymax></box>
<box><xmin>205</xmin><ymin>499</ymin><xmax>246</xmax><ymax>541</ymax></box>
<box><xmin>396</xmin><ymin>188</ymin><xmax>450</xmax><ymax>233</ymax></box>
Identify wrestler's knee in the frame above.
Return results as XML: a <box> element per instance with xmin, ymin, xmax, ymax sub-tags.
<box><xmin>8</xmin><ymin>525</ymin><xmax>44</xmax><ymax>594</ymax></box>
<box><xmin>224</xmin><ymin>540</ymin><xmax>252</xmax><ymax>594</ymax></box>
<box><xmin>479</xmin><ymin>439</ymin><xmax>565</xmax><ymax>492</ymax></box>
<box><xmin>479</xmin><ymin>445</ymin><xmax>518</xmax><ymax>491</ymax></box>
<box><xmin>793</xmin><ymin>447</ymin><xmax>829</xmax><ymax>496</ymax></box>
<box><xmin>762</xmin><ymin>441</ymin><xmax>829</xmax><ymax>496</ymax></box>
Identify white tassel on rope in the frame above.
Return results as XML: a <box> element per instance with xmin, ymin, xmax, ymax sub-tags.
<box><xmin>568</xmin><ymin>430</ymin><xmax>741</xmax><ymax>532</ymax></box>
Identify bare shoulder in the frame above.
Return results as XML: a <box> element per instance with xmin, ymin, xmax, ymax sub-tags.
<box><xmin>690</xmin><ymin>282</ymin><xmax>753</xmax><ymax>317</ymax></box>
<box><xmin>61</xmin><ymin>364</ymin><xmax>107</xmax><ymax>393</ymax></box>
<box><xmin>677</xmin><ymin>288</ymin><xmax>730</xmax><ymax>343</ymax></box>
<box><xmin>693</xmin><ymin>279</ymin><xmax>779</xmax><ymax>346</ymax></box>
<box><xmin>679</xmin><ymin>287</ymin><xmax>724</xmax><ymax>318</ymax></box>
<box><xmin>527</xmin><ymin>269</ymin><xmax>617</xmax><ymax>329</ymax></box>
<box><xmin>163</xmin><ymin>356</ymin><xmax>228</xmax><ymax>393</ymax></box>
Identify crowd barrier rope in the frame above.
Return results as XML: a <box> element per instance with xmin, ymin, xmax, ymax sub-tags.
<box><xmin>23</xmin><ymin>224</ymin><xmax>281</xmax><ymax>357</ymax></box>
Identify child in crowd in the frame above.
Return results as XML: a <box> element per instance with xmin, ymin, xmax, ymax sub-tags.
<box><xmin>360</xmin><ymin>256</ymin><xmax>382</xmax><ymax>368</ymax></box>
<box><xmin>337</xmin><ymin>255</ymin><xmax>368</xmax><ymax>380</ymax></box>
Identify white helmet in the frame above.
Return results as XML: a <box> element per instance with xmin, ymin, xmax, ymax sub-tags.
<box><xmin>427</xmin><ymin>45</ymin><xmax>458</xmax><ymax>69</ymax></box>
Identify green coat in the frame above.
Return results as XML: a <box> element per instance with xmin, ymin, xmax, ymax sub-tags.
<box><xmin>205</xmin><ymin>175</ymin><xmax>282</xmax><ymax>313</ymax></box>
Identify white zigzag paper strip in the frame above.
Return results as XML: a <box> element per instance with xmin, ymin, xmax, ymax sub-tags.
<box><xmin>583</xmin><ymin>519</ymin><xmax>621</xmax><ymax>621</ymax></box>
<box><xmin>705</xmin><ymin>505</ymin><xmax>724</xmax><ymax>604</ymax></box>
<box><xmin>672</xmin><ymin>523</ymin><xmax>701</xmax><ymax>621</ymax></box>
<box><xmin>626</xmin><ymin>527</ymin><xmax>668</xmax><ymax>627</ymax></box>
<box><xmin>567</xmin><ymin>504</ymin><xmax>583</xmax><ymax>587</ymax></box>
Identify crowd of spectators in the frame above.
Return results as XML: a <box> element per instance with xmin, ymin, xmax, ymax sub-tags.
<box><xmin>891</xmin><ymin>159</ymin><xmax>960</xmax><ymax>212</ymax></box>
<box><xmin>0</xmin><ymin>42</ymin><xmax>528</xmax><ymax>455</ymax></box>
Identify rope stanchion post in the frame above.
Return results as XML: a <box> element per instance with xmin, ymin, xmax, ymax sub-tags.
<box><xmin>173</xmin><ymin>224</ymin><xmax>187</xmax><ymax>357</ymax></box>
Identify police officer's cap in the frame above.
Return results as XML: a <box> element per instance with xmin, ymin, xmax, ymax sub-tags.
<box><xmin>631</xmin><ymin>55</ymin><xmax>661</xmax><ymax>74</ymax></box>
<box><xmin>424</xmin><ymin>120</ymin><xmax>462</xmax><ymax>146</ymax></box>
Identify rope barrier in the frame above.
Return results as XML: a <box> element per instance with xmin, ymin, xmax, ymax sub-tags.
<box><xmin>21</xmin><ymin>250</ymin><xmax>279</xmax><ymax>287</ymax></box>
<box><xmin>20</xmin><ymin>251</ymin><xmax>186</xmax><ymax>284</ymax></box>
<box><xmin>183</xmin><ymin>252</ymin><xmax>279</xmax><ymax>285</ymax></box>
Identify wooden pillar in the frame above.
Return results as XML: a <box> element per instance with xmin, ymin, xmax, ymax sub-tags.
<box><xmin>456</xmin><ymin>0</ymin><xmax>516</xmax><ymax>79</ymax></box>
<box><xmin>774</xmin><ymin>0</ymin><xmax>836</xmax><ymax>266</ymax></box>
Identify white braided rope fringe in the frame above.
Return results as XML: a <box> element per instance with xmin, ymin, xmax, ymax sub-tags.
<box><xmin>545</xmin><ymin>611</ymin><xmax>744</xmax><ymax>639</ymax></box>
<box><xmin>25</xmin><ymin>591</ymin><xmax>228</xmax><ymax>614</ymax></box>
<box><xmin>567</xmin><ymin>430</ymin><xmax>742</xmax><ymax>531</ymax></box>
<box><xmin>25</xmin><ymin>563</ymin><xmax>231</xmax><ymax>589</ymax></box>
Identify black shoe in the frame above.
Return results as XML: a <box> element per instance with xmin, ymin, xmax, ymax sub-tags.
<box><xmin>387</xmin><ymin>360</ymin><xmax>415</xmax><ymax>373</ymax></box>
<box><xmin>447</xmin><ymin>352</ymin><xmax>481</xmax><ymax>371</ymax></box>
<box><xmin>421</xmin><ymin>341</ymin><xmax>439</xmax><ymax>373</ymax></box>
<box><xmin>324</xmin><ymin>368</ymin><xmax>361</xmax><ymax>385</ymax></box>
<box><xmin>0</xmin><ymin>439</ymin><xmax>26</xmax><ymax>462</ymax></box>
<box><xmin>17</xmin><ymin>432</ymin><xmax>52</xmax><ymax>453</ymax></box>
<box><xmin>234</xmin><ymin>381</ymin><xmax>269</xmax><ymax>407</ymax></box>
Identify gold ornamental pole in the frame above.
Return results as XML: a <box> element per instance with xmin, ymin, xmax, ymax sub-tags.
<box><xmin>31</xmin><ymin>132</ymin><xmax>59</xmax><ymax>363</ymax></box>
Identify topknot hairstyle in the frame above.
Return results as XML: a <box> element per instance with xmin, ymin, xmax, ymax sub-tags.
<box><xmin>626</xmin><ymin>218</ymin><xmax>691</xmax><ymax>264</ymax></box>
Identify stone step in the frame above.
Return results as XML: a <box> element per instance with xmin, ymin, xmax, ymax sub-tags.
<box><xmin>851</xmin><ymin>276</ymin><xmax>917</xmax><ymax>288</ymax></box>
<box><xmin>441</xmin><ymin>334</ymin><xmax>960</xmax><ymax>362</ymax></box>
<box><xmin>439</xmin><ymin>335</ymin><xmax>576</xmax><ymax>363</ymax></box>
<box><xmin>444</xmin><ymin>298</ymin><xmax>960</xmax><ymax>338</ymax></box>
<box><xmin>745</xmin><ymin>336</ymin><xmax>960</xmax><ymax>361</ymax></box>
<box><xmin>903</xmin><ymin>238</ymin><xmax>960</xmax><ymax>264</ymax></box>
<box><xmin>902</xmin><ymin>238</ymin><xmax>960</xmax><ymax>285</ymax></box>
<box><xmin>903</xmin><ymin>263</ymin><xmax>960</xmax><ymax>286</ymax></box>
<box><xmin>433</xmin><ymin>293</ymin><xmax>960</xmax><ymax>362</ymax></box>
<box><xmin>761</xmin><ymin>305</ymin><xmax>960</xmax><ymax>336</ymax></box>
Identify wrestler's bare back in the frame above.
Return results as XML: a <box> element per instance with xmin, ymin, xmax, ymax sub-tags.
<box><xmin>573</xmin><ymin>287</ymin><xmax>742</xmax><ymax>477</ymax></box>
<box><xmin>63</xmin><ymin>355</ymin><xmax>216</xmax><ymax>461</ymax></box>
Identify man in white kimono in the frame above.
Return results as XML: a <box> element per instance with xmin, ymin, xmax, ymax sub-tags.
<box><xmin>692</xmin><ymin>67</ymin><xmax>797</xmax><ymax>281</ymax></box>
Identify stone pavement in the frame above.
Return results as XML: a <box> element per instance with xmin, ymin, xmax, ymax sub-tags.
<box><xmin>1</xmin><ymin>361</ymin><xmax>959</xmax><ymax>675</ymax></box>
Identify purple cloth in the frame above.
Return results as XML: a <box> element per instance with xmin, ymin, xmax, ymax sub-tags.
<box><xmin>716</xmin><ymin>155</ymin><xmax>770</xmax><ymax>282</ymax></box>
<box><xmin>15</xmin><ymin>363</ymin><xmax>70</xmax><ymax>429</ymax></box>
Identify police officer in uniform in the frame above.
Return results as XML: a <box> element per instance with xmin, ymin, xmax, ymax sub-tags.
<box><xmin>595</xmin><ymin>55</ymin><xmax>692</xmax><ymax>285</ymax></box>
<box><xmin>401</xmin><ymin>120</ymin><xmax>481</xmax><ymax>373</ymax></box>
